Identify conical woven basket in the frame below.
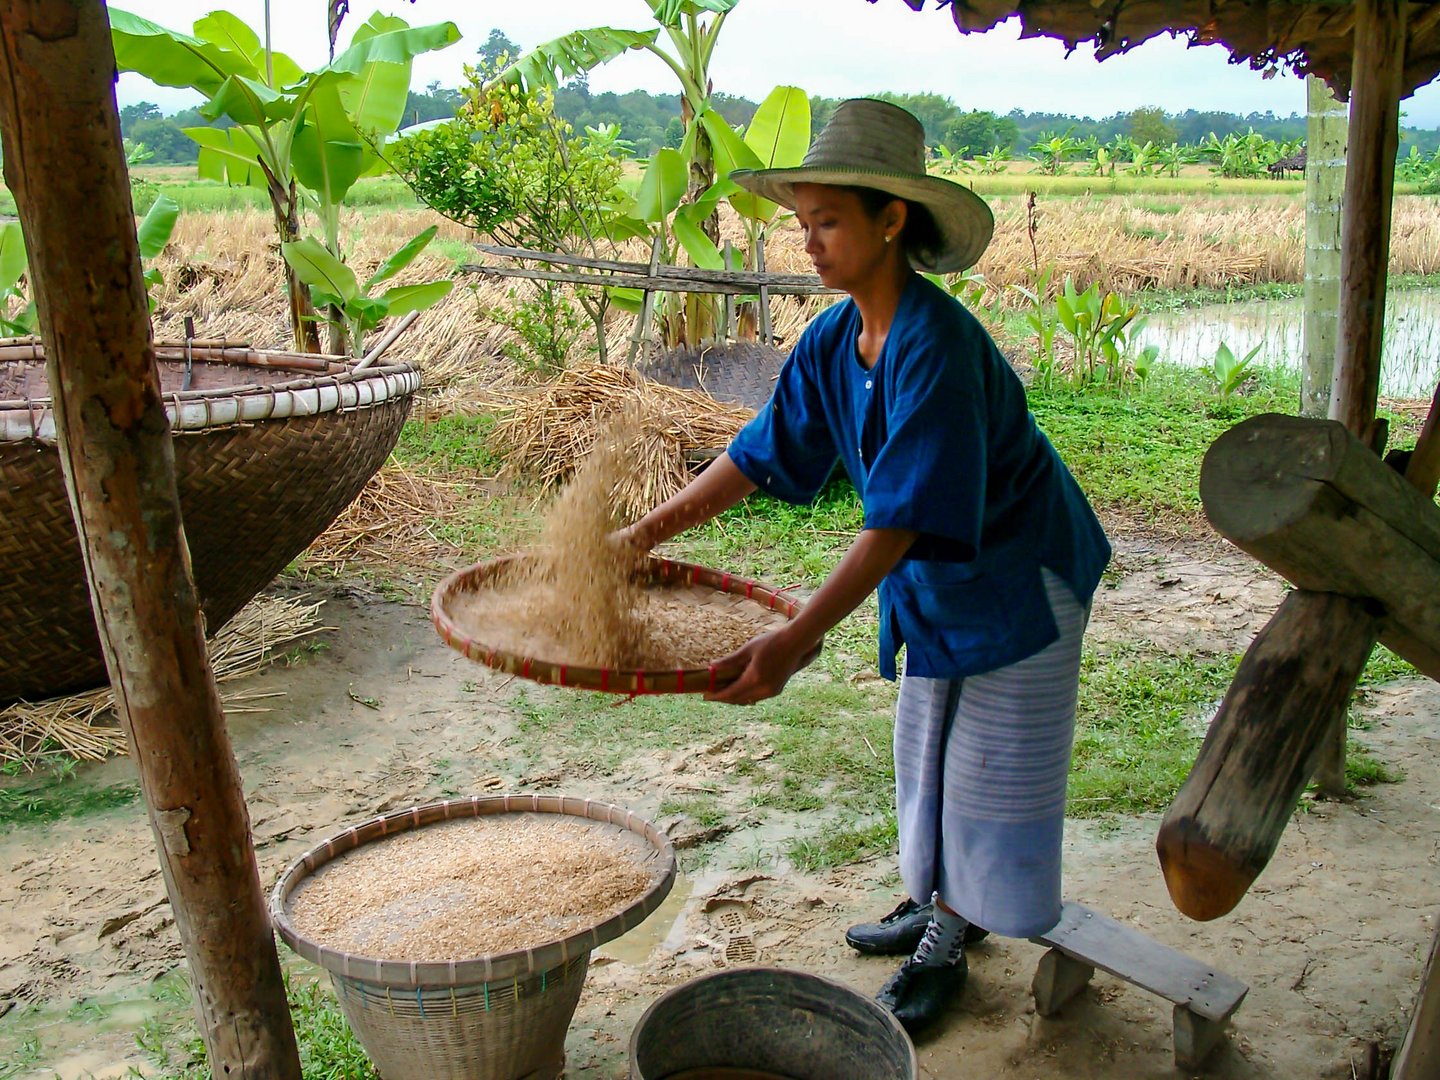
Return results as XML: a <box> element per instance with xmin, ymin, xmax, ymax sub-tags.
<box><xmin>271</xmin><ymin>794</ymin><xmax>677</xmax><ymax>1080</ymax></box>
<box><xmin>0</xmin><ymin>339</ymin><xmax>420</xmax><ymax>704</ymax></box>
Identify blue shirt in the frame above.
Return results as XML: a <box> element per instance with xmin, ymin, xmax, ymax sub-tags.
<box><xmin>727</xmin><ymin>273</ymin><xmax>1111</xmax><ymax>680</ymax></box>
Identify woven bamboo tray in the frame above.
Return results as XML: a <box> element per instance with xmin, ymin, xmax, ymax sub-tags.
<box><xmin>432</xmin><ymin>554</ymin><xmax>816</xmax><ymax>695</ymax></box>
<box><xmin>270</xmin><ymin>794</ymin><xmax>676</xmax><ymax>1080</ymax></box>
<box><xmin>0</xmin><ymin>340</ymin><xmax>419</xmax><ymax>704</ymax></box>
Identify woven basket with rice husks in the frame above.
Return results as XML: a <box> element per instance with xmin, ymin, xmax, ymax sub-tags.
<box><xmin>0</xmin><ymin>339</ymin><xmax>419</xmax><ymax>704</ymax></box>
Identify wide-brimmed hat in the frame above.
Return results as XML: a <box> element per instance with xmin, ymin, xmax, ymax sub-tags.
<box><xmin>730</xmin><ymin>98</ymin><xmax>994</xmax><ymax>274</ymax></box>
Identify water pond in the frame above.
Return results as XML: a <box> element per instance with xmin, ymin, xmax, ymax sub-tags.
<box><xmin>1133</xmin><ymin>289</ymin><xmax>1440</xmax><ymax>398</ymax></box>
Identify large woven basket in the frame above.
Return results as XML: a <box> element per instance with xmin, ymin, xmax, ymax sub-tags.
<box><xmin>0</xmin><ymin>340</ymin><xmax>419</xmax><ymax>704</ymax></box>
<box><xmin>271</xmin><ymin>794</ymin><xmax>677</xmax><ymax>1080</ymax></box>
<box><xmin>432</xmin><ymin>554</ymin><xmax>817</xmax><ymax>695</ymax></box>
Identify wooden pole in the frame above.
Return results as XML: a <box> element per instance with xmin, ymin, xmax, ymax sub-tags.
<box><xmin>1302</xmin><ymin>75</ymin><xmax>1347</xmax><ymax>420</ymax></box>
<box><xmin>0</xmin><ymin>4</ymin><xmax>301</xmax><ymax>1076</ymax></box>
<box><xmin>1314</xmin><ymin>0</ymin><xmax>1406</xmax><ymax>795</ymax></box>
<box><xmin>1394</xmin><ymin>918</ymin><xmax>1440</xmax><ymax>1079</ymax></box>
<box><xmin>1330</xmin><ymin>0</ymin><xmax>1405</xmax><ymax>435</ymax></box>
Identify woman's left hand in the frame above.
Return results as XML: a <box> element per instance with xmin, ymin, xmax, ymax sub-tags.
<box><xmin>705</xmin><ymin>627</ymin><xmax>815</xmax><ymax>706</ymax></box>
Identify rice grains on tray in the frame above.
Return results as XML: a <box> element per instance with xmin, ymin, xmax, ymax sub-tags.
<box><xmin>450</xmin><ymin>409</ymin><xmax>787</xmax><ymax>670</ymax></box>
<box><xmin>287</xmin><ymin>815</ymin><xmax>654</xmax><ymax>961</ymax></box>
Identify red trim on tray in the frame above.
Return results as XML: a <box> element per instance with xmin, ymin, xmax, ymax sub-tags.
<box><xmin>558</xmin><ymin>664</ymin><xmax>568</xmax><ymax>687</ymax></box>
<box><xmin>600</xmin><ymin>668</ymin><xmax>610</xmax><ymax>692</ymax></box>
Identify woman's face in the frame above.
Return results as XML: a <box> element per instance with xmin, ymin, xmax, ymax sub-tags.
<box><xmin>792</xmin><ymin>183</ymin><xmax>903</xmax><ymax>293</ymax></box>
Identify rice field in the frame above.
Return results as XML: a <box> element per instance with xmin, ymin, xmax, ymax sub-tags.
<box><xmin>140</xmin><ymin>183</ymin><xmax>1440</xmax><ymax>385</ymax></box>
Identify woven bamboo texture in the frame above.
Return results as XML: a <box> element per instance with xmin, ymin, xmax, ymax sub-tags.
<box><xmin>0</xmin><ymin>342</ymin><xmax>419</xmax><ymax>703</ymax></box>
<box><xmin>432</xmin><ymin>555</ymin><xmax>814</xmax><ymax>695</ymax></box>
<box><xmin>271</xmin><ymin>794</ymin><xmax>676</xmax><ymax>1080</ymax></box>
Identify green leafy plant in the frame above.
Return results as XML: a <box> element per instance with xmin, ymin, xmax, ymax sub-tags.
<box><xmin>281</xmin><ymin>226</ymin><xmax>454</xmax><ymax>357</ymax></box>
<box><xmin>0</xmin><ymin>221</ymin><xmax>36</xmax><ymax>336</ymax></box>
<box><xmin>931</xmin><ymin>142</ymin><xmax>971</xmax><ymax>175</ymax></box>
<box><xmin>1210</xmin><ymin>340</ymin><xmax>1262</xmax><ymax>396</ymax></box>
<box><xmin>136</xmin><ymin>193</ymin><xmax>180</xmax><ymax>312</ymax></box>
<box><xmin>1029</xmin><ymin>130</ymin><xmax>1081</xmax><ymax>176</ymax></box>
<box><xmin>110</xmin><ymin>6</ymin><xmax>460</xmax><ymax>352</ymax></box>
<box><xmin>1011</xmin><ymin>264</ymin><xmax>1059</xmax><ymax>386</ymax></box>
<box><xmin>973</xmin><ymin>145</ymin><xmax>1011</xmax><ymax>174</ymax></box>
<box><xmin>388</xmin><ymin>68</ymin><xmax>629</xmax><ymax>363</ymax></box>
<box><xmin>1055</xmin><ymin>276</ymin><xmax>1149</xmax><ymax>387</ymax></box>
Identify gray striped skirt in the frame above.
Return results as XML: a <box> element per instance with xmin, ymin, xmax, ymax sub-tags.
<box><xmin>893</xmin><ymin>568</ymin><xmax>1088</xmax><ymax>939</ymax></box>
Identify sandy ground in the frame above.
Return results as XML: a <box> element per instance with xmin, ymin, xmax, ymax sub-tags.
<box><xmin>1</xmin><ymin>535</ymin><xmax>1437</xmax><ymax>1079</ymax></box>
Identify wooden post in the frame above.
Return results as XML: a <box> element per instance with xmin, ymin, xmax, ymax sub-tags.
<box><xmin>1314</xmin><ymin>0</ymin><xmax>1406</xmax><ymax>795</ymax></box>
<box><xmin>626</xmin><ymin>236</ymin><xmax>663</xmax><ymax>366</ymax></box>
<box><xmin>1302</xmin><ymin>75</ymin><xmax>1347</xmax><ymax>420</ymax></box>
<box><xmin>1394</xmin><ymin>917</ymin><xmax>1440</xmax><ymax>1079</ymax></box>
<box><xmin>0</xmin><ymin>5</ymin><xmax>301</xmax><ymax>1077</ymax></box>
<box><xmin>1331</xmin><ymin>0</ymin><xmax>1406</xmax><ymax>436</ymax></box>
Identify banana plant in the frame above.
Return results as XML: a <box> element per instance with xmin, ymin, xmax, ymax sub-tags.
<box><xmin>974</xmin><ymin>145</ymin><xmax>1011</xmax><ymax>174</ymax></box>
<box><xmin>281</xmin><ymin>226</ymin><xmax>454</xmax><ymax>357</ymax></box>
<box><xmin>1029</xmin><ymin>131</ymin><xmax>1081</xmax><ymax>176</ymax></box>
<box><xmin>0</xmin><ymin>221</ymin><xmax>36</xmax><ymax>336</ymax></box>
<box><xmin>110</xmin><ymin>7</ymin><xmax>459</xmax><ymax>353</ymax></box>
<box><xmin>489</xmin><ymin>1</ymin><xmax>742</xmax><ymax>344</ymax></box>
<box><xmin>0</xmin><ymin>195</ymin><xmax>180</xmax><ymax>334</ymax></box>
<box><xmin>137</xmin><ymin>194</ymin><xmax>181</xmax><ymax>313</ymax></box>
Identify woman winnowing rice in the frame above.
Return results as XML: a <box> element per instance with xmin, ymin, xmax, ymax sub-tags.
<box><xmin>618</xmin><ymin>98</ymin><xmax>1111</xmax><ymax>1035</ymax></box>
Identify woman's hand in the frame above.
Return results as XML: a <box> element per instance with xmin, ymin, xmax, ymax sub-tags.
<box><xmin>705</xmin><ymin>625</ymin><xmax>817</xmax><ymax>706</ymax></box>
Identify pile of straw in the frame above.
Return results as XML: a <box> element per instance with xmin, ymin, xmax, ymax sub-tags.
<box><xmin>483</xmin><ymin>363</ymin><xmax>754</xmax><ymax>521</ymax></box>
<box><xmin>0</xmin><ymin>594</ymin><xmax>328</xmax><ymax>767</ymax></box>
<box><xmin>303</xmin><ymin>458</ymin><xmax>465</xmax><ymax>574</ymax></box>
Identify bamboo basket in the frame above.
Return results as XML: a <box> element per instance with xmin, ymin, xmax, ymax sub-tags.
<box><xmin>432</xmin><ymin>554</ymin><xmax>817</xmax><ymax>695</ymax></box>
<box><xmin>0</xmin><ymin>340</ymin><xmax>419</xmax><ymax>703</ymax></box>
<box><xmin>270</xmin><ymin>794</ymin><xmax>677</xmax><ymax>1080</ymax></box>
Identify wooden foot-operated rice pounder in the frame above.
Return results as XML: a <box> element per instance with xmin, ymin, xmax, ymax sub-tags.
<box><xmin>0</xmin><ymin>339</ymin><xmax>419</xmax><ymax>704</ymax></box>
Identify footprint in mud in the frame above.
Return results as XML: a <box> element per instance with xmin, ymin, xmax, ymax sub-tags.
<box><xmin>709</xmin><ymin>903</ymin><xmax>758</xmax><ymax>967</ymax></box>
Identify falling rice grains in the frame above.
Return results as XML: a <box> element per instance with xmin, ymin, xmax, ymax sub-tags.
<box><xmin>449</xmin><ymin>408</ymin><xmax>788</xmax><ymax>669</ymax></box>
<box><xmin>287</xmin><ymin>815</ymin><xmax>655</xmax><ymax>961</ymax></box>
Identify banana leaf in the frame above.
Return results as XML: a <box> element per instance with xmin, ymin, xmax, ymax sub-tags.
<box><xmin>488</xmin><ymin>27</ymin><xmax>659</xmax><ymax>92</ymax></box>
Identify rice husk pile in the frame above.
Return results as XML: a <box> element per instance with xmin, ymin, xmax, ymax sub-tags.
<box><xmin>483</xmin><ymin>363</ymin><xmax>754</xmax><ymax>521</ymax></box>
<box><xmin>449</xmin><ymin>408</ymin><xmax>788</xmax><ymax>669</ymax></box>
<box><xmin>286</xmin><ymin>814</ymin><xmax>655</xmax><ymax>961</ymax></box>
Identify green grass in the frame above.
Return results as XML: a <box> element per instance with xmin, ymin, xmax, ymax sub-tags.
<box><xmin>1069</xmin><ymin>645</ymin><xmax>1238</xmax><ymax>817</ymax></box>
<box><xmin>393</xmin><ymin>414</ymin><xmax>501</xmax><ymax>474</ymax></box>
<box><xmin>966</xmin><ymin>174</ymin><xmax>1309</xmax><ymax>198</ymax></box>
<box><xmin>0</xmin><ymin>764</ymin><xmax>140</xmax><ymax>830</ymax></box>
<box><xmin>1028</xmin><ymin>365</ymin><xmax>1298</xmax><ymax>528</ymax></box>
<box><xmin>136</xmin><ymin>970</ymin><xmax>378</xmax><ymax>1080</ymax></box>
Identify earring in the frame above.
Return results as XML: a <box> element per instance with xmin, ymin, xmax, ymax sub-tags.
<box><xmin>884</xmin><ymin>234</ymin><xmax>893</xmax><ymax>244</ymax></box>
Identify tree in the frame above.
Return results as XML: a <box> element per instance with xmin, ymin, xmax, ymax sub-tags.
<box><xmin>1128</xmin><ymin>107</ymin><xmax>1177</xmax><ymax>147</ymax></box>
<box><xmin>119</xmin><ymin>100</ymin><xmax>161</xmax><ymax>134</ymax></box>
<box><xmin>478</xmin><ymin>27</ymin><xmax>518</xmax><ymax>67</ymax></box>
<box><xmin>942</xmin><ymin>110</ymin><xmax>1018</xmax><ymax>154</ymax></box>
<box><xmin>129</xmin><ymin>116</ymin><xmax>197</xmax><ymax>163</ymax></box>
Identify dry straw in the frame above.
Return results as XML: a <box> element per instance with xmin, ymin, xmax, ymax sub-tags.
<box><xmin>0</xmin><ymin>594</ymin><xmax>328</xmax><ymax>766</ymax></box>
<box><xmin>483</xmin><ymin>363</ymin><xmax>754</xmax><ymax>521</ymax></box>
<box><xmin>303</xmin><ymin>457</ymin><xmax>466</xmax><ymax>575</ymax></box>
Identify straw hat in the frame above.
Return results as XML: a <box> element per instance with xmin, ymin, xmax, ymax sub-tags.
<box><xmin>730</xmin><ymin>98</ymin><xmax>994</xmax><ymax>274</ymax></box>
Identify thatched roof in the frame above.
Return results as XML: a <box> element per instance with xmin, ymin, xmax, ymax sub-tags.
<box><xmin>884</xmin><ymin>1</ymin><xmax>1440</xmax><ymax>99</ymax></box>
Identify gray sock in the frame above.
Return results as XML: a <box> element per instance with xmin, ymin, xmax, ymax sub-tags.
<box><xmin>912</xmin><ymin>895</ymin><xmax>968</xmax><ymax>968</ymax></box>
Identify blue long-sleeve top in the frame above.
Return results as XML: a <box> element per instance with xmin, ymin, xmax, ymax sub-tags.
<box><xmin>727</xmin><ymin>273</ymin><xmax>1111</xmax><ymax>680</ymax></box>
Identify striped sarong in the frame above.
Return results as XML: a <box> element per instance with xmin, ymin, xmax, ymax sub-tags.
<box><xmin>893</xmin><ymin>568</ymin><xmax>1088</xmax><ymax>939</ymax></box>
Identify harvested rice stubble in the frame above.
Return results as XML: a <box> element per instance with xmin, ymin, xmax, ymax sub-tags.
<box><xmin>287</xmin><ymin>816</ymin><xmax>656</xmax><ymax>961</ymax></box>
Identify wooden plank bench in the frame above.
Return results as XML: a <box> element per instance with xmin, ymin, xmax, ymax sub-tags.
<box><xmin>1030</xmin><ymin>902</ymin><xmax>1249</xmax><ymax>1070</ymax></box>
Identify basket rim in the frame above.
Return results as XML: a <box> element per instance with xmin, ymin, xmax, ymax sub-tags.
<box><xmin>1</xmin><ymin>341</ymin><xmax>420</xmax><ymax>443</ymax></box>
<box><xmin>269</xmin><ymin>793</ymin><xmax>677</xmax><ymax>988</ymax></box>
<box><xmin>431</xmin><ymin>554</ymin><xmax>814</xmax><ymax>696</ymax></box>
<box><xmin>627</xmin><ymin>965</ymin><xmax>918</xmax><ymax>1076</ymax></box>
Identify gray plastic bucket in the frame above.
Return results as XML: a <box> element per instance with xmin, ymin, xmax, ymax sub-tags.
<box><xmin>628</xmin><ymin>967</ymin><xmax>916</xmax><ymax>1080</ymax></box>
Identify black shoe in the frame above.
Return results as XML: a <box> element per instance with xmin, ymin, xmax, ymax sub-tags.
<box><xmin>875</xmin><ymin>955</ymin><xmax>969</xmax><ymax>1034</ymax></box>
<box><xmin>845</xmin><ymin>899</ymin><xmax>990</xmax><ymax>955</ymax></box>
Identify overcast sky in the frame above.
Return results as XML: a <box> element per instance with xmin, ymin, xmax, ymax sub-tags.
<box><xmin>113</xmin><ymin>0</ymin><xmax>1440</xmax><ymax>129</ymax></box>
